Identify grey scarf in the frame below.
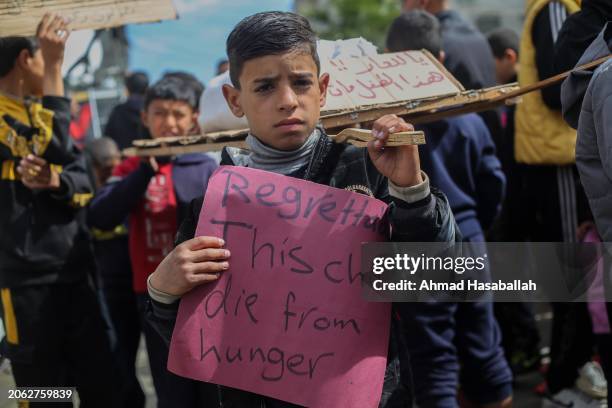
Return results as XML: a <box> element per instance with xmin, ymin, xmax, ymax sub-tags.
<box><xmin>246</xmin><ymin>128</ymin><xmax>319</xmax><ymax>175</ymax></box>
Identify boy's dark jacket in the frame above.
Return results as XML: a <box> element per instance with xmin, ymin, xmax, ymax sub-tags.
<box><xmin>147</xmin><ymin>128</ymin><xmax>457</xmax><ymax>407</ymax></box>
<box><xmin>0</xmin><ymin>95</ymin><xmax>95</xmax><ymax>287</ymax></box>
<box><xmin>88</xmin><ymin>153</ymin><xmax>218</xmax><ymax>232</ymax></box>
<box><xmin>417</xmin><ymin>114</ymin><xmax>505</xmax><ymax>240</ymax></box>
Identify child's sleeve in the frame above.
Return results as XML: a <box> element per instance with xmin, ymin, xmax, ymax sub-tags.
<box><xmin>471</xmin><ymin>122</ymin><xmax>506</xmax><ymax>231</ymax></box>
<box><xmin>87</xmin><ymin>158</ymin><xmax>155</xmax><ymax>230</ymax></box>
<box><xmin>48</xmin><ymin>152</ymin><xmax>94</xmax><ymax>208</ymax></box>
<box><xmin>38</xmin><ymin>96</ymin><xmax>77</xmax><ymax>165</ymax></box>
<box><xmin>145</xmin><ymin>196</ymin><xmax>203</xmax><ymax>347</ymax></box>
<box><xmin>368</xmin><ymin>152</ymin><xmax>458</xmax><ymax>243</ymax></box>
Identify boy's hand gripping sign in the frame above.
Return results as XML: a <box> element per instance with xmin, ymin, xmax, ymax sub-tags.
<box><xmin>168</xmin><ymin>166</ymin><xmax>392</xmax><ymax>408</ymax></box>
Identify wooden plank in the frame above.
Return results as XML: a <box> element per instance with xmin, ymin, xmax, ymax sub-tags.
<box><xmin>123</xmin><ymin>140</ymin><xmax>249</xmax><ymax>157</ymax></box>
<box><xmin>321</xmin><ymin>84</ymin><xmax>519</xmax><ymax>129</ymax></box>
<box><xmin>0</xmin><ymin>0</ymin><xmax>177</xmax><ymax>37</ymax></box>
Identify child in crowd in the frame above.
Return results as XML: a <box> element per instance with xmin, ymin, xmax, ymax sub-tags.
<box><xmin>88</xmin><ymin>75</ymin><xmax>218</xmax><ymax>407</ymax></box>
<box><xmin>386</xmin><ymin>10</ymin><xmax>512</xmax><ymax>408</ymax></box>
<box><xmin>86</xmin><ymin>137</ymin><xmax>145</xmax><ymax>407</ymax></box>
<box><xmin>146</xmin><ymin>11</ymin><xmax>456</xmax><ymax>407</ymax></box>
<box><xmin>0</xmin><ymin>14</ymin><xmax>121</xmax><ymax>406</ymax></box>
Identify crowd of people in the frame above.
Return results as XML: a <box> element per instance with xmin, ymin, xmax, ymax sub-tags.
<box><xmin>0</xmin><ymin>0</ymin><xmax>611</xmax><ymax>407</ymax></box>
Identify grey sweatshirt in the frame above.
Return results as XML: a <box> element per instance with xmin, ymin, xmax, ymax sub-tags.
<box><xmin>561</xmin><ymin>23</ymin><xmax>612</xmax><ymax>241</ymax></box>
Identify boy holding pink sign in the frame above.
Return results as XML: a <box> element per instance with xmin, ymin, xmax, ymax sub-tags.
<box><xmin>146</xmin><ymin>11</ymin><xmax>456</xmax><ymax>407</ymax></box>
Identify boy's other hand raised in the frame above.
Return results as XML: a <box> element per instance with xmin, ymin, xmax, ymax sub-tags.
<box><xmin>149</xmin><ymin>236</ymin><xmax>230</xmax><ymax>297</ymax></box>
<box><xmin>368</xmin><ymin>114</ymin><xmax>423</xmax><ymax>188</ymax></box>
<box><xmin>37</xmin><ymin>13</ymin><xmax>70</xmax><ymax>68</ymax></box>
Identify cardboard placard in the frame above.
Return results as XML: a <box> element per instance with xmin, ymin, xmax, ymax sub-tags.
<box><xmin>322</xmin><ymin>50</ymin><xmax>464</xmax><ymax>112</ymax></box>
<box><xmin>0</xmin><ymin>0</ymin><xmax>176</xmax><ymax>37</ymax></box>
<box><xmin>168</xmin><ymin>166</ymin><xmax>392</xmax><ymax>408</ymax></box>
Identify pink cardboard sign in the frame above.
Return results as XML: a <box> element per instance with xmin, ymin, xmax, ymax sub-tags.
<box><xmin>168</xmin><ymin>166</ymin><xmax>392</xmax><ymax>407</ymax></box>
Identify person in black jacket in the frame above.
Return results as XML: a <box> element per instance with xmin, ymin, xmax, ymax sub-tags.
<box><xmin>526</xmin><ymin>0</ymin><xmax>600</xmax><ymax>398</ymax></box>
<box><xmin>0</xmin><ymin>14</ymin><xmax>121</xmax><ymax>406</ymax></box>
<box><xmin>400</xmin><ymin>0</ymin><xmax>503</xmax><ymax>165</ymax></box>
<box><xmin>386</xmin><ymin>12</ymin><xmax>512</xmax><ymax>408</ymax></box>
<box><xmin>86</xmin><ymin>137</ymin><xmax>145</xmax><ymax>408</ymax></box>
<box><xmin>145</xmin><ymin>11</ymin><xmax>457</xmax><ymax>408</ymax></box>
<box><xmin>104</xmin><ymin>71</ymin><xmax>149</xmax><ymax>150</ymax></box>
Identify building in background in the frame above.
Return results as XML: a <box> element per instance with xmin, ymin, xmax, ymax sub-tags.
<box><xmin>63</xmin><ymin>27</ymin><xmax>130</xmax><ymax>147</ymax></box>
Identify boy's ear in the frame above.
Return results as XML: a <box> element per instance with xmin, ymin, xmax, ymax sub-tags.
<box><xmin>140</xmin><ymin>110</ymin><xmax>149</xmax><ymax>129</ymax></box>
<box><xmin>222</xmin><ymin>84</ymin><xmax>244</xmax><ymax>117</ymax></box>
<box><xmin>505</xmin><ymin>49</ymin><xmax>518</xmax><ymax>64</ymax></box>
<box><xmin>318</xmin><ymin>73</ymin><xmax>330</xmax><ymax>108</ymax></box>
<box><xmin>16</xmin><ymin>49</ymin><xmax>31</xmax><ymax>71</ymax></box>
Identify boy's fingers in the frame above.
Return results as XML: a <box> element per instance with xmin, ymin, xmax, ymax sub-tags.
<box><xmin>185</xmin><ymin>236</ymin><xmax>225</xmax><ymax>251</ymax></box>
<box><xmin>367</xmin><ymin>139</ymin><xmax>386</xmax><ymax>156</ymax></box>
<box><xmin>60</xmin><ymin>27</ymin><xmax>71</xmax><ymax>43</ymax></box>
<box><xmin>189</xmin><ymin>272</ymin><xmax>223</xmax><ymax>284</ymax></box>
<box><xmin>37</xmin><ymin>13</ymin><xmax>52</xmax><ymax>37</ymax></box>
<box><xmin>191</xmin><ymin>261</ymin><xmax>229</xmax><ymax>275</ymax></box>
<box><xmin>190</xmin><ymin>248</ymin><xmax>230</xmax><ymax>263</ymax></box>
<box><xmin>49</xmin><ymin>16</ymin><xmax>64</xmax><ymax>38</ymax></box>
<box><xmin>25</xmin><ymin>155</ymin><xmax>47</xmax><ymax>166</ymax></box>
<box><xmin>57</xmin><ymin>19</ymin><xmax>70</xmax><ymax>37</ymax></box>
<box><xmin>21</xmin><ymin>163</ymin><xmax>42</xmax><ymax>174</ymax></box>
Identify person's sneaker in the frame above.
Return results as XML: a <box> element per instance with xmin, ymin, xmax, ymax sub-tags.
<box><xmin>576</xmin><ymin>362</ymin><xmax>608</xmax><ymax>400</ymax></box>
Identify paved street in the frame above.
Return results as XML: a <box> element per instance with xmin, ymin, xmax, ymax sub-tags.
<box><xmin>0</xmin><ymin>308</ymin><xmax>606</xmax><ymax>408</ymax></box>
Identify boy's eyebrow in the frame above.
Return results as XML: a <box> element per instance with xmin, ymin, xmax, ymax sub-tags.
<box><xmin>252</xmin><ymin>72</ymin><xmax>315</xmax><ymax>84</ymax></box>
<box><xmin>253</xmin><ymin>75</ymin><xmax>280</xmax><ymax>84</ymax></box>
<box><xmin>289</xmin><ymin>72</ymin><xmax>314</xmax><ymax>79</ymax></box>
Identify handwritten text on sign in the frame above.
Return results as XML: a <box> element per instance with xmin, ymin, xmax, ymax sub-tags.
<box><xmin>321</xmin><ymin>50</ymin><xmax>462</xmax><ymax>112</ymax></box>
<box><xmin>0</xmin><ymin>0</ymin><xmax>176</xmax><ymax>37</ymax></box>
<box><xmin>168</xmin><ymin>166</ymin><xmax>392</xmax><ymax>408</ymax></box>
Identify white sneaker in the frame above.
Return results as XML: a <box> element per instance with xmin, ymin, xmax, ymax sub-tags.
<box><xmin>576</xmin><ymin>361</ymin><xmax>608</xmax><ymax>400</ymax></box>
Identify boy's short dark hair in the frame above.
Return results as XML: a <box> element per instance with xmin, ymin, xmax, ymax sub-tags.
<box><xmin>162</xmin><ymin>71</ymin><xmax>204</xmax><ymax>110</ymax></box>
<box><xmin>487</xmin><ymin>28</ymin><xmax>519</xmax><ymax>59</ymax></box>
<box><xmin>86</xmin><ymin>137</ymin><xmax>119</xmax><ymax>167</ymax></box>
<box><xmin>144</xmin><ymin>76</ymin><xmax>200</xmax><ymax>111</ymax></box>
<box><xmin>386</xmin><ymin>10</ymin><xmax>442</xmax><ymax>55</ymax></box>
<box><xmin>0</xmin><ymin>37</ymin><xmax>39</xmax><ymax>78</ymax></box>
<box><xmin>125</xmin><ymin>71</ymin><xmax>149</xmax><ymax>96</ymax></box>
<box><xmin>226</xmin><ymin>11</ymin><xmax>320</xmax><ymax>88</ymax></box>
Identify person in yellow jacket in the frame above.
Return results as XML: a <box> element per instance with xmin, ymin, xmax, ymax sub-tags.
<box><xmin>516</xmin><ymin>0</ymin><xmax>607</xmax><ymax>402</ymax></box>
<box><xmin>0</xmin><ymin>14</ymin><xmax>123</xmax><ymax>407</ymax></box>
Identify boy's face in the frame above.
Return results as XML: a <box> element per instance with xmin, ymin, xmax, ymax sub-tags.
<box><xmin>494</xmin><ymin>49</ymin><xmax>518</xmax><ymax>84</ymax></box>
<box><xmin>223</xmin><ymin>50</ymin><xmax>329</xmax><ymax>151</ymax></box>
<box><xmin>141</xmin><ymin>99</ymin><xmax>198</xmax><ymax>139</ymax></box>
<box><xmin>20</xmin><ymin>49</ymin><xmax>44</xmax><ymax>96</ymax></box>
<box><xmin>94</xmin><ymin>155</ymin><xmax>120</xmax><ymax>188</ymax></box>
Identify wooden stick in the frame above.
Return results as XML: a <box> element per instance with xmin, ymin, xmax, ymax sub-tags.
<box><xmin>122</xmin><ymin>129</ymin><xmax>426</xmax><ymax>157</ymax></box>
<box><xmin>330</xmin><ymin>128</ymin><xmax>425</xmax><ymax>145</ymax></box>
<box><xmin>123</xmin><ymin>54</ymin><xmax>610</xmax><ymax>157</ymax></box>
<box><xmin>490</xmin><ymin>54</ymin><xmax>612</xmax><ymax>103</ymax></box>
